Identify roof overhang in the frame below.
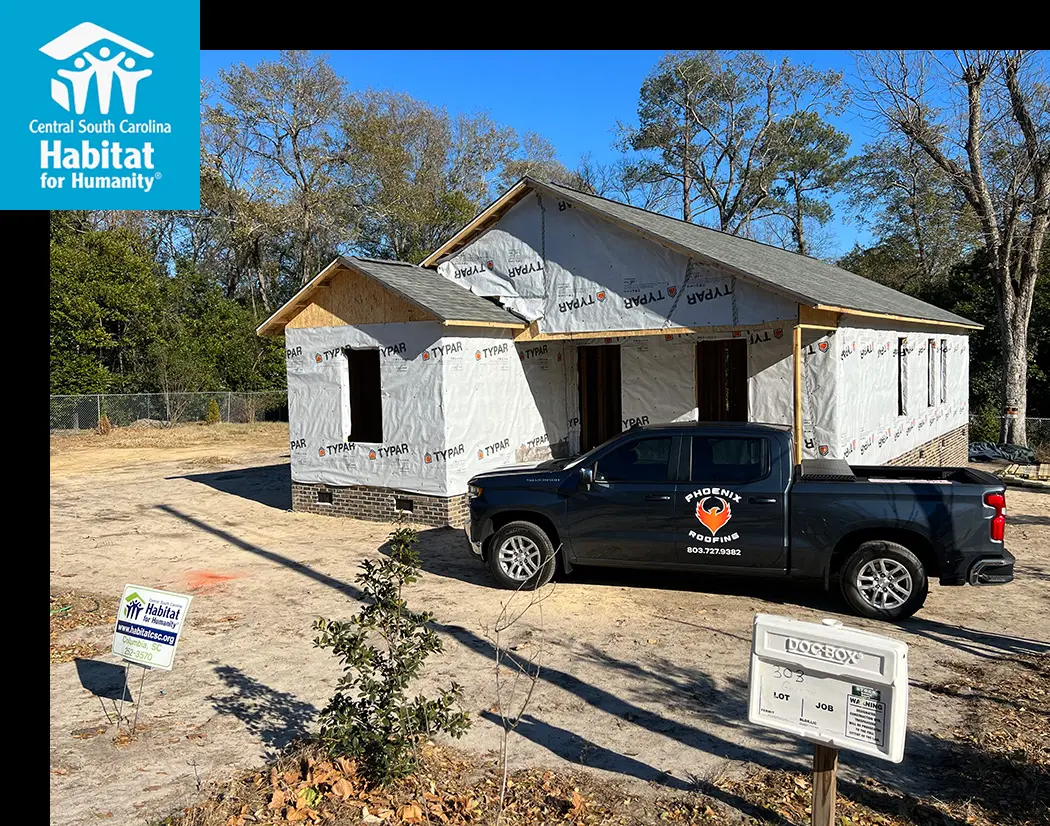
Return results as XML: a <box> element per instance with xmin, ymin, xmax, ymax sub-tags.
<box><xmin>256</xmin><ymin>256</ymin><xmax>527</xmax><ymax>337</ymax></box>
<box><xmin>813</xmin><ymin>304</ymin><xmax>983</xmax><ymax>331</ymax></box>
<box><xmin>256</xmin><ymin>258</ymin><xmax>345</xmax><ymax>337</ymax></box>
<box><xmin>421</xmin><ymin>179</ymin><xmax>532</xmax><ymax>267</ymax></box>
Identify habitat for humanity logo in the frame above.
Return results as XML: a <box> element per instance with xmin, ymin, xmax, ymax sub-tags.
<box><xmin>123</xmin><ymin>590</ymin><xmax>145</xmax><ymax>620</ymax></box>
<box><xmin>42</xmin><ymin>23</ymin><xmax>152</xmax><ymax>115</ymax></box>
<box><xmin>0</xmin><ymin>2</ymin><xmax>199</xmax><ymax>209</ymax></box>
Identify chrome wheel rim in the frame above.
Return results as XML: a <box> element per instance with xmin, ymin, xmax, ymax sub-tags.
<box><xmin>497</xmin><ymin>535</ymin><xmax>542</xmax><ymax>581</ymax></box>
<box><xmin>856</xmin><ymin>558</ymin><xmax>913</xmax><ymax>610</ymax></box>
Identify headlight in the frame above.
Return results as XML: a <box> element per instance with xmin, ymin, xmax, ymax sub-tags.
<box><xmin>468</xmin><ymin>484</ymin><xmax>483</xmax><ymax>499</ymax></box>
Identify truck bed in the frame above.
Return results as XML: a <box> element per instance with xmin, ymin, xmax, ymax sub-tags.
<box><xmin>799</xmin><ymin>459</ymin><xmax>999</xmax><ymax>486</ymax></box>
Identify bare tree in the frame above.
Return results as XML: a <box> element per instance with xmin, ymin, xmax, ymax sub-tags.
<box><xmin>856</xmin><ymin>50</ymin><xmax>1050</xmax><ymax>444</ymax></box>
<box><xmin>619</xmin><ymin>50</ymin><xmax>848</xmax><ymax>234</ymax></box>
<box><xmin>847</xmin><ymin>136</ymin><xmax>976</xmax><ymax>286</ymax></box>
<box><xmin>576</xmin><ymin>155</ymin><xmax>676</xmax><ymax>211</ymax></box>
<box><xmin>218</xmin><ymin>50</ymin><xmax>348</xmax><ymax>286</ymax></box>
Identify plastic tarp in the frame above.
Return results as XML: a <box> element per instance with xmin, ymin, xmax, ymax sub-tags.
<box><xmin>286</xmin><ymin>322</ymin><xmax>448</xmax><ymax>494</ymax></box>
<box><xmin>799</xmin><ymin>331</ymin><xmax>839</xmax><ymax>459</ymax></box>
<box><xmin>620</xmin><ymin>336</ymin><xmax>698</xmax><ymax>428</ymax></box>
<box><xmin>831</xmin><ymin>323</ymin><xmax>969</xmax><ymax>464</ymax></box>
<box><xmin>285</xmin><ymin>323</ymin><xmax>577</xmax><ymax>497</ymax></box>
<box><xmin>441</xmin><ymin>335</ymin><xmax>575</xmax><ymax>495</ymax></box>
<box><xmin>969</xmin><ymin>442</ymin><xmax>1036</xmax><ymax>463</ymax></box>
<box><xmin>436</xmin><ymin>193</ymin><xmax>797</xmax><ymax>334</ymax></box>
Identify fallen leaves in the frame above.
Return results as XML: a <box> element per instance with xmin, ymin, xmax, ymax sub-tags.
<box><xmin>49</xmin><ymin>591</ymin><xmax>113</xmax><ymax>663</ymax></box>
<box><xmin>162</xmin><ymin>654</ymin><xmax>1048</xmax><ymax>826</ymax></box>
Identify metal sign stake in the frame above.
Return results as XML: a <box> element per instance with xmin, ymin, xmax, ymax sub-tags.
<box><xmin>131</xmin><ymin>665</ymin><xmax>148</xmax><ymax>734</ymax></box>
<box><xmin>112</xmin><ymin>584</ymin><xmax>191</xmax><ymax>737</ymax></box>
<box><xmin>811</xmin><ymin>744</ymin><xmax>838</xmax><ymax>826</ymax></box>
<box><xmin>115</xmin><ymin>663</ymin><xmax>130</xmax><ymax>728</ymax></box>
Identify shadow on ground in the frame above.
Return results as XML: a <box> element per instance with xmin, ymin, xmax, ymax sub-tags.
<box><xmin>899</xmin><ymin>616</ymin><xmax>1050</xmax><ymax>661</ymax></box>
<box><xmin>399</xmin><ymin>527</ymin><xmax>842</xmax><ymax>614</ymax></box>
<box><xmin>156</xmin><ymin>504</ymin><xmax>1046</xmax><ymax>822</ymax></box>
<box><xmin>208</xmin><ymin>663</ymin><xmax>318</xmax><ymax>755</ymax></box>
<box><xmin>75</xmin><ymin>658</ymin><xmax>132</xmax><ymax>702</ymax></box>
<box><xmin>174</xmin><ymin>464</ymin><xmax>290</xmax><ymax>510</ymax></box>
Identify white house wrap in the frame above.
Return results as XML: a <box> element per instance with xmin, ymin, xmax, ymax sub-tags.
<box><xmin>259</xmin><ymin>177</ymin><xmax>980</xmax><ymax>525</ymax></box>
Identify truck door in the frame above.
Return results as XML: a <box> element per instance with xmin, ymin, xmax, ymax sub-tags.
<box><xmin>675</xmin><ymin>433</ymin><xmax>788</xmax><ymax>569</ymax></box>
<box><xmin>567</xmin><ymin>434</ymin><xmax>679</xmax><ymax>564</ymax></box>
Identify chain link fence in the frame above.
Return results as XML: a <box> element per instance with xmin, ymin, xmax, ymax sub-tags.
<box><xmin>969</xmin><ymin>414</ymin><xmax>1050</xmax><ymax>444</ymax></box>
<box><xmin>50</xmin><ymin>391</ymin><xmax>288</xmax><ymax>431</ymax></box>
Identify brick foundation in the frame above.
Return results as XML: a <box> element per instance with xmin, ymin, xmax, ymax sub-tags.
<box><xmin>291</xmin><ymin>482</ymin><xmax>469</xmax><ymax>528</ymax></box>
<box><xmin>886</xmin><ymin>423</ymin><xmax>968</xmax><ymax>467</ymax></box>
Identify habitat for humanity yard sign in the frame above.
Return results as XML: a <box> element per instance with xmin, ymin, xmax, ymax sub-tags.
<box><xmin>112</xmin><ymin>584</ymin><xmax>191</xmax><ymax>671</ymax></box>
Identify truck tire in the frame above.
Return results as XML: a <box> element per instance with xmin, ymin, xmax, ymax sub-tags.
<box><xmin>487</xmin><ymin>521</ymin><xmax>557</xmax><ymax>590</ymax></box>
<box><xmin>840</xmin><ymin>540</ymin><xmax>928</xmax><ymax>621</ymax></box>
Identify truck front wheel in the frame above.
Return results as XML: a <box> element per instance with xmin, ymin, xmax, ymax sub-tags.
<box><xmin>840</xmin><ymin>540</ymin><xmax>928</xmax><ymax>621</ymax></box>
<box><xmin>487</xmin><ymin>521</ymin><xmax>557</xmax><ymax>590</ymax></box>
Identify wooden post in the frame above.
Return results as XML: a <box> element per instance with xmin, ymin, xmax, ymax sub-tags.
<box><xmin>811</xmin><ymin>744</ymin><xmax>838</xmax><ymax>826</ymax></box>
<box><xmin>792</xmin><ymin>325</ymin><xmax>803</xmax><ymax>466</ymax></box>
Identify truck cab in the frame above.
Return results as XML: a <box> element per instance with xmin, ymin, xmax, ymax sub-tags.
<box><xmin>465</xmin><ymin>423</ymin><xmax>1014</xmax><ymax>621</ymax></box>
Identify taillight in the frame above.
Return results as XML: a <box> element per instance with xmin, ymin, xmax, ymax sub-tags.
<box><xmin>985</xmin><ymin>491</ymin><xmax>1006</xmax><ymax>542</ymax></box>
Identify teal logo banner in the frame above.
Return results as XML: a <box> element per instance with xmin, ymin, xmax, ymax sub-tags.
<box><xmin>1</xmin><ymin>3</ymin><xmax>200</xmax><ymax>209</ymax></box>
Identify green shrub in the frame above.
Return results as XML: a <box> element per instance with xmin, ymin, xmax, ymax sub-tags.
<box><xmin>312</xmin><ymin>526</ymin><xmax>470</xmax><ymax>784</ymax></box>
<box><xmin>205</xmin><ymin>398</ymin><xmax>221</xmax><ymax>425</ymax></box>
<box><xmin>970</xmin><ymin>404</ymin><xmax>1001</xmax><ymax>443</ymax></box>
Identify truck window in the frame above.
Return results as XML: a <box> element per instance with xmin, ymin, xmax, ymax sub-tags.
<box><xmin>595</xmin><ymin>437</ymin><xmax>673</xmax><ymax>483</ymax></box>
<box><xmin>692</xmin><ymin>436</ymin><xmax>769</xmax><ymax>484</ymax></box>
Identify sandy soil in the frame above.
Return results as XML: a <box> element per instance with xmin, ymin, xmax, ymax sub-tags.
<box><xmin>49</xmin><ymin>424</ymin><xmax>1050</xmax><ymax>825</ymax></box>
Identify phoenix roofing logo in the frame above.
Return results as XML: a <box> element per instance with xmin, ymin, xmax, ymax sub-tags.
<box><xmin>684</xmin><ymin>487</ymin><xmax>742</xmax><ymax>543</ymax></box>
<box><xmin>696</xmin><ymin>496</ymin><xmax>732</xmax><ymax>534</ymax></box>
<box><xmin>40</xmin><ymin>22</ymin><xmax>154</xmax><ymax>115</ymax></box>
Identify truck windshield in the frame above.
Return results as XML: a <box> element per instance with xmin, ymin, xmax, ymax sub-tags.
<box><xmin>565</xmin><ymin>432</ymin><xmax>628</xmax><ymax>469</ymax></box>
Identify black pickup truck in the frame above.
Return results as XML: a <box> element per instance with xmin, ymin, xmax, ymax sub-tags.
<box><xmin>464</xmin><ymin>423</ymin><xmax>1014</xmax><ymax>621</ymax></box>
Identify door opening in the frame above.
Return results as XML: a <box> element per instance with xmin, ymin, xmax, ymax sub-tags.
<box><xmin>696</xmin><ymin>339</ymin><xmax>748</xmax><ymax>421</ymax></box>
<box><xmin>578</xmin><ymin>344</ymin><xmax>622</xmax><ymax>451</ymax></box>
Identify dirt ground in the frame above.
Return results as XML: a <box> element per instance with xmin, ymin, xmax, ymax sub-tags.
<box><xmin>49</xmin><ymin>424</ymin><xmax>1050</xmax><ymax>826</ymax></box>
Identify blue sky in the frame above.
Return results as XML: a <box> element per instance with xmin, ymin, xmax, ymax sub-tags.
<box><xmin>199</xmin><ymin>50</ymin><xmax>876</xmax><ymax>256</ymax></box>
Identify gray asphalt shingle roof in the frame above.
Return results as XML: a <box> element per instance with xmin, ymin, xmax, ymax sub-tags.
<box><xmin>536</xmin><ymin>179</ymin><xmax>978</xmax><ymax>328</ymax></box>
<box><xmin>344</xmin><ymin>257</ymin><xmax>524</xmax><ymax>326</ymax></box>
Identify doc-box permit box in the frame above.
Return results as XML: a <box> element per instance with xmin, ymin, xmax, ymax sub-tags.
<box><xmin>748</xmin><ymin>613</ymin><xmax>908</xmax><ymax>762</ymax></box>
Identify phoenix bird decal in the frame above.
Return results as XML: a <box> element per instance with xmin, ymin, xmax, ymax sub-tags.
<box><xmin>696</xmin><ymin>496</ymin><xmax>732</xmax><ymax>535</ymax></box>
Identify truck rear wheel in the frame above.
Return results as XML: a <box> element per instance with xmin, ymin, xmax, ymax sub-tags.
<box><xmin>840</xmin><ymin>540</ymin><xmax>928</xmax><ymax>621</ymax></box>
<box><xmin>487</xmin><ymin>521</ymin><xmax>557</xmax><ymax>590</ymax></box>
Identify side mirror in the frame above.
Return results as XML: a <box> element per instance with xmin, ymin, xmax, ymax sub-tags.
<box><xmin>579</xmin><ymin>467</ymin><xmax>594</xmax><ymax>489</ymax></box>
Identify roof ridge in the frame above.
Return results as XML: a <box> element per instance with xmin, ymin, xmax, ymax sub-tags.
<box><xmin>349</xmin><ymin>256</ymin><xmax>418</xmax><ymax>267</ymax></box>
<box><xmin>538</xmin><ymin>178</ymin><xmax>845</xmax><ymax>269</ymax></box>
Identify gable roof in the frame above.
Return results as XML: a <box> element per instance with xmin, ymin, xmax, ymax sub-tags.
<box><xmin>423</xmin><ymin>177</ymin><xmax>980</xmax><ymax>330</ymax></box>
<box><xmin>256</xmin><ymin>256</ymin><xmax>525</xmax><ymax>336</ymax></box>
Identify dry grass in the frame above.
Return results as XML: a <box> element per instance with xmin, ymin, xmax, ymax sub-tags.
<box><xmin>50</xmin><ymin>591</ymin><xmax>115</xmax><ymax>663</ymax></box>
<box><xmin>50</xmin><ymin>421</ymin><xmax>289</xmax><ymax>452</ymax></box>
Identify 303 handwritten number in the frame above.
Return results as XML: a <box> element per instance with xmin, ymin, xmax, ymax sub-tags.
<box><xmin>772</xmin><ymin>665</ymin><xmax>805</xmax><ymax>683</ymax></box>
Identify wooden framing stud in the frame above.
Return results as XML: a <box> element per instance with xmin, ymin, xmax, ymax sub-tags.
<box><xmin>793</xmin><ymin>325</ymin><xmax>803</xmax><ymax>467</ymax></box>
